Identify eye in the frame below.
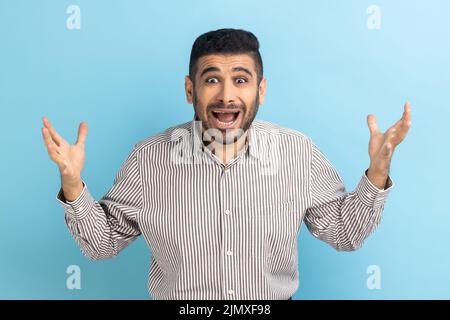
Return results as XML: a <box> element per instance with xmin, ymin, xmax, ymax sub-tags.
<box><xmin>206</xmin><ymin>77</ymin><xmax>219</xmax><ymax>84</ymax></box>
<box><xmin>236</xmin><ymin>78</ymin><xmax>247</xmax><ymax>84</ymax></box>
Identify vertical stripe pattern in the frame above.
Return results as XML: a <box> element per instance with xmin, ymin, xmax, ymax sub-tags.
<box><xmin>56</xmin><ymin>119</ymin><xmax>393</xmax><ymax>300</ymax></box>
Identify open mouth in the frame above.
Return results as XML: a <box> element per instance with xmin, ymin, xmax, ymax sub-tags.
<box><xmin>211</xmin><ymin>110</ymin><xmax>241</xmax><ymax>129</ymax></box>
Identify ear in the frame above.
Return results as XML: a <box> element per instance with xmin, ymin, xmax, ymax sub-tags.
<box><xmin>185</xmin><ymin>75</ymin><xmax>194</xmax><ymax>104</ymax></box>
<box><xmin>258</xmin><ymin>77</ymin><xmax>267</xmax><ymax>105</ymax></box>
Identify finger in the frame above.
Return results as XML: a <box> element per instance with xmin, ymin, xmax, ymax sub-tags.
<box><xmin>387</xmin><ymin>110</ymin><xmax>412</xmax><ymax>145</ymax></box>
<box><xmin>384</xmin><ymin>129</ymin><xmax>396</xmax><ymax>144</ymax></box>
<box><xmin>42</xmin><ymin>116</ymin><xmax>63</xmax><ymax>146</ymax></box>
<box><xmin>388</xmin><ymin>120</ymin><xmax>409</xmax><ymax>145</ymax></box>
<box><xmin>51</xmin><ymin>149</ymin><xmax>64</xmax><ymax>164</ymax></box>
<box><xmin>381</xmin><ymin>123</ymin><xmax>396</xmax><ymax>138</ymax></box>
<box><xmin>367</xmin><ymin>114</ymin><xmax>379</xmax><ymax>135</ymax></box>
<box><xmin>390</xmin><ymin>102</ymin><xmax>412</xmax><ymax>132</ymax></box>
<box><xmin>389</xmin><ymin>122</ymin><xmax>402</xmax><ymax>139</ymax></box>
<box><xmin>382</xmin><ymin>142</ymin><xmax>393</xmax><ymax>158</ymax></box>
<box><xmin>43</xmin><ymin>129</ymin><xmax>64</xmax><ymax>163</ymax></box>
<box><xmin>76</xmin><ymin>122</ymin><xmax>88</xmax><ymax>146</ymax></box>
<box><xmin>402</xmin><ymin>101</ymin><xmax>412</xmax><ymax>127</ymax></box>
<box><xmin>403</xmin><ymin>101</ymin><xmax>411</xmax><ymax>121</ymax></box>
<box><xmin>385</xmin><ymin>125</ymin><xmax>397</xmax><ymax>138</ymax></box>
<box><xmin>396</xmin><ymin>102</ymin><xmax>412</xmax><ymax>138</ymax></box>
<box><xmin>41</xmin><ymin>127</ymin><xmax>59</xmax><ymax>152</ymax></box>
<box><xmin>398</xmin><ymin>117</ymin><xmax>412</xmax><ymax>140</ymax></box>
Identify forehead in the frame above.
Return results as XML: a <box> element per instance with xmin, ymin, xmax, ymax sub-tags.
<box><xmin>196</xmin><ymin>54</ymin><xmax>256</xmax><ymax>74</ymax></box>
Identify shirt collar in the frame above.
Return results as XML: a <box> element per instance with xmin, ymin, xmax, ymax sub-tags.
<box><xmin>190</xmin><ymin>117</ymin><xmax>261</xmax><ymax>165</ymax></box>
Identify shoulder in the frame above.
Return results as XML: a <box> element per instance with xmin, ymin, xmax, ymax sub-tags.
<box><xmin>252</xmin><ymin>119</ymin><xmax>312</xmax><ymax>147</ymax></box>
<box><xmin>132</xmin><ymin>121</ymin><xmax>192</xmax><ymax>154</ymax></box>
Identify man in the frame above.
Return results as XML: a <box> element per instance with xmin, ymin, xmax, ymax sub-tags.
<box><xmin>41</xmin><ymin>28</ymin><xmax>411</xmax><ymax>300</ymax></box>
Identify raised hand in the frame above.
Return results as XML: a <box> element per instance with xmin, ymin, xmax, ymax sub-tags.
<box><xmin>366</xmin><ymin>101</ymin><xmax>411</xmax><ymax>189</ymax></box>
<box><xmin>41</xmin><ymin>116</ymin><xmax>88</xmax><ymax>201</ymax></box>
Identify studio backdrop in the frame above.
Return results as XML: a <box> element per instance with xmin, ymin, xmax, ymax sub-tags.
<box><xmin>0</xmin><ymin>0</ymin><xmax>449</xmax><ymax>299</ymax></box>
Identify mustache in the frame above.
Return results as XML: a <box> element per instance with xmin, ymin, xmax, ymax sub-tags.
<box><xmin>207</xmin><ymin>101</ymin><xmax>245</xmax><ymax>111</ymax></box>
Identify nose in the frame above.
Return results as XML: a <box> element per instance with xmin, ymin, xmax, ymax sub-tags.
<box><xmin>218</xmin><ymin>79</ymin><xmax>236</xmax><ymax>105</ymax></box>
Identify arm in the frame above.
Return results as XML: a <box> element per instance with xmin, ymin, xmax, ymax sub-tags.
<box><xmin>41</xmin><ymin>116</ymin><xmax>142</xmax><ymax>260</ymax></box>
<box><xmin>304</xmin><ymin>143</ymin><xmax>393</xmax><ymax>251</ymax></box>
<box><xmin>56</xmin><ymin>147</ymin><xmax>142</xmax><ymax>260</ymax></box>
<box><xmin>304</xmin><ymin>101</ymin><xmax>411</xmax><ymax>251</ymax></box>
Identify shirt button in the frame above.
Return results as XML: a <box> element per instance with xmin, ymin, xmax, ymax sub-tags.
<box><xmin>228</xmin><ymin>289</ymin><xmax>234</xmax><ymax>295</ymax></box>
<box><xmin>366</xmin><ymin>192</ymin><xmax>372</xmax><ymax>198</ymax></box>
<box><xmin>78</xmin><ymin>206</ymin><xmax>84</xmax><ymax>211</ymax></box>
<box><xmin>225</xmin><ymin>209</ymin><xmax>231</xmax><ymax>215</ymax></box>
<box><xmin>226</xmin><ymin>250</ymin><xmax>233</xmax><ymax>256</ymax></box>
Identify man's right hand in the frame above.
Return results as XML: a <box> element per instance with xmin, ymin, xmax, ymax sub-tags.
<box><xmin>41</xmin><ymin>116</ymin><xmax>88</xmax><ymax>202</ymax></box>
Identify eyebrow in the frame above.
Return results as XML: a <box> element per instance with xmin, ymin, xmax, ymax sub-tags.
<box><xmin>199</xmin><ymin>66</ymin><xmax>254</xmax><ymax>78</ymax></box>
<box><xmin>232</xmin><ymin>67</ymin><xmax>253</xmax><ymax>77</ymax></box>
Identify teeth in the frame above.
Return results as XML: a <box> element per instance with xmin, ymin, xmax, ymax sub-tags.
<box><xmin>211</xmin><ymin>110</ymin><xmax>240</xmax><ymax>126</ymax></box>
<box><xmin>212</xmin><ymin>111</ymin><xmax>239</xmax><ymax>114</ymax></box>
<box><xmin>217</xmin><ymin>119</ymin><xmax>234</xmax><ymax>124</ymax></box>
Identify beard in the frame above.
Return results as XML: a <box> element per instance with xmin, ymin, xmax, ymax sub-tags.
<box><xmin>193</xmin><ymin>89</ymin><xmax>260</xmax><ymax>145</ymax></box>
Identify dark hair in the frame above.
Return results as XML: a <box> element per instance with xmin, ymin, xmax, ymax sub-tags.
<box><xmin>189</xmin><ymin>28</ymin><xmax>263</xmax><ymax>84</ymax></box>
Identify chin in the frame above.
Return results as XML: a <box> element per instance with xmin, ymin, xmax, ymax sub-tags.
<box><xmin>204</xmin><ymin>123</ymin><xmax>246</xmax><ymax>145</ymax></box>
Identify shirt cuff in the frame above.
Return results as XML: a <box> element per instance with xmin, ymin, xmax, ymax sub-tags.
<box><xmin>355</xmin><ymin>170</ymin><xmax>394</xmax><ymax>208</ymax></box>
<box><xmin>56</xmin><ymin>180</ymin><xmax>95</xmax><ymax>220</ymax></box>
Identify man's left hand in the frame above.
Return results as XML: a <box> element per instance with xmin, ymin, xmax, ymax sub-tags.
<box><xmin>366</xmin><ymin>101</ymin><xmax>412</xmax><ymax>189</ymax></box>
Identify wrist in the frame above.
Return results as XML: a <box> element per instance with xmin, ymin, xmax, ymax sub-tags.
<box><xmin>61</xmin><ymin>179</ymin><xmax>84</xmax><ymax>202</ymax></box>
<box><xmin>367</xmin><ymin>166</ymin><xmax>389</xmax><ymax>190</ymax></box>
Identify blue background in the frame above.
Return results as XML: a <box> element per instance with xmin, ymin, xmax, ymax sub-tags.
<box><xmin>1</xmin><ymin>0</ymin><xmax>449</xmax><ymax>299</ymax></box>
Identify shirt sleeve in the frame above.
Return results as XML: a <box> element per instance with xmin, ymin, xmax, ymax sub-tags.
<box><xmin>304</xmin><ymin>141</ymin><xmax>394</xmax><ymax>251</ymax></box>
<box><xmin>56</xmin><ymin>146</ymin><xmax>143</xmax><ymax>260</ymax></box>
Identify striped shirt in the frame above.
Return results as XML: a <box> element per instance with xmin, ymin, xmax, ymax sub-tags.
<box><xmin>56</xmin><ymin>118</ymin><xmax>393</xmax><ymax>300</ymax></box>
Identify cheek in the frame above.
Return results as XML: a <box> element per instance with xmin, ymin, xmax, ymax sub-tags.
<box><xmin>243</xmin><ymin>91</ymin><xmax>258</xmax><ymax>108</ymax></box>
<box><xmin>195</xmin><ymin>88</ymin><xmax>213</xmax><ymax>109</ymax></box>
<box><xmin>193</xmin><ymin>94</ymin><xmax>208</xmax><ymax>117</ymax></box>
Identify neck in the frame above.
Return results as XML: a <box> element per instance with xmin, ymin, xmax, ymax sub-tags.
<box><xmin>207</xmin><ymin>131</ymin><xmax>248</xmax><ymax>166</ymax></box>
